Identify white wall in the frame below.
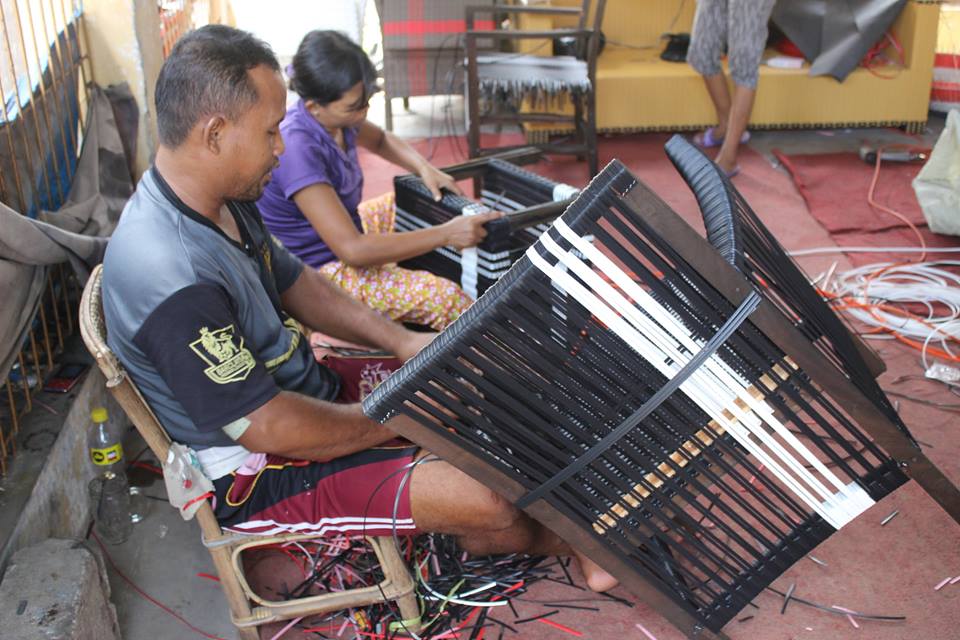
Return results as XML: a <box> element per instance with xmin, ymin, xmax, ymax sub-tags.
<box><xmin>231</xmin><ymin>0</ymin><xmax>373</xmax><ymax>58</ymax></box>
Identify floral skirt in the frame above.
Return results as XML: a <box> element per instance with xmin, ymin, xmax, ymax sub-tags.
<box><xmin>318</xmin><ymin>192</ymin><xmax>472</xmax><ymax>331</ymax></box>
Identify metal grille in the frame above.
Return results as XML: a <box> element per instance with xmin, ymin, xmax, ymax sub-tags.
<box><xmin>159</xmin><ymin>0</ymin><xmax>210</xmax><ymax>58</ymax></box>
<box><xmin>0</xmin><ymin>0</ymin><xmax>89</xmax><ymax>214</ymax></box>
<box><xmin>0</xmin><ymin>0</ymin><xmax>90</xmax><ymax>474</ymax></box>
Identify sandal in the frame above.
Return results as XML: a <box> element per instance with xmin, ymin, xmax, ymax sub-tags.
<box><xmin>693</xmin><ymin>127</ymin><xmax>751</xmax><ymax>149</ymax></box>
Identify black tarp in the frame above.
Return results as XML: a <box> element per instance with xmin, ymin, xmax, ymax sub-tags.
<box><xmin>772</xmin><ymin>0</ymin><xmax>908</xmax><ymax>81</ymax></box>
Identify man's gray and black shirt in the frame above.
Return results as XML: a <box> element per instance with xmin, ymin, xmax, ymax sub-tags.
<box><xmin>103</xmin><ymin>168</ymin><xmax>340</xmax><ymax>465</ymax></box>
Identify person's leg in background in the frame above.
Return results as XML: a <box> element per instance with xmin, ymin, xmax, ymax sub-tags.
<box><xmin>356</xmin><ymin>192</ymin><xmax>397</xmax><ymax>235</ymax></box>
<box><xmin>687</xmin><ymin>0</ymin><xmax>731</xmax><ymax>144</ymax></box>
<box><xmin>317</xmin><ymin>192</ymin><xmax>473</xmax><ymax>331</ymax></box>
<box><xmin>320</xmin><ymin>261</ymin><xmax>471</xmax><ymax>331</ymax></box>
<box><xmin>713</xmin><ymin>0</ymin><xmax>777</xmax><ymax>174</ymax></box>
<box><xmin>373</xmin><ymin>266</ymin><xmax>471</xmax><ymax>330</ymax></box>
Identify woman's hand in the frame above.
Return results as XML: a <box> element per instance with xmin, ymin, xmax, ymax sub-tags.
<box><xmin>439</xmin><ymin>210</ymin><xmax>505</xmax><ymax>249</ymax></box>
<box><xmin>418</xmin><ymin>164</ymin><xmax>463</xmax><ymax>201</ymax></box>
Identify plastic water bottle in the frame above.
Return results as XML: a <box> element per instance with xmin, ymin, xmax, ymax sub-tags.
<box><xmin>88</xmin><ymin>407</ymin><xmax>132</xmax><ymax>545</ymax></box>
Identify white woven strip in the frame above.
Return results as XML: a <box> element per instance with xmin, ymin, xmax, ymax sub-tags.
<box><xmin>529</xmin><ymin>225</ymin><xmax>875</xmax><ymax>529</ymax></box>
<box><xmin>533</xmin><ymin>234</ymin><xmax>851</xmax><ymax>525</ymax></box>
<box><xmin>552</xmin><ymin>220</ymin><xmax>867</xmax><ymax>499</ymax></box>
<box><xmin>552</xmin><ymin>221</ymin><xmax>859</xmax><ymax>503</ymax></box>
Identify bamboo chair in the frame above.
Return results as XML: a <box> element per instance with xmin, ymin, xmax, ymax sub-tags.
<box><xmin>79</xmin><ymin>264</ymin><xmax>421</xmax><ymax>640</ymax></box>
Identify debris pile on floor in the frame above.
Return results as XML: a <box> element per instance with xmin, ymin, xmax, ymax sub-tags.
<box><xmin>246</xmin><ymin>533</ymin><xmax>631</xmax><ymax>639</ymax></box>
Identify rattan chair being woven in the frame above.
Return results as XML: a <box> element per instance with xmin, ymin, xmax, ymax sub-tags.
<box><xmin>79</xmin><ymin>264</ymin><xmax>421</xmax><ymax>640</ymax></box>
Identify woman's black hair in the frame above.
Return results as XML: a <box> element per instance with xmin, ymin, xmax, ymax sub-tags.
<box><xmin>289</xmin><ymin>30</ymin><xmax>378</xmax><ymax>109</ymax></box>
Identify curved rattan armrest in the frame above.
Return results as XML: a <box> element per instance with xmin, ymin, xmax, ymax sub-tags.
<box><xmin>664</xmin><ymin>135</ymin><xmax>744</xmax><ymax>270</ymax></box>
<box><xmin>466</xmin><ymin>5</ymin><xmax>581</xmax><ymax>24</ymax></box>
<box><xmin>467</xmin><ymin>28</ymin><xmax>590</xmax><ymax>41</ymax></box>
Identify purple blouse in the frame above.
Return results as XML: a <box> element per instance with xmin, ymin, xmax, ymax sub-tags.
<box><xmin>258</xmin><ymin>100</ymin><xmax>364</xmax><ymax>268</ymax></box>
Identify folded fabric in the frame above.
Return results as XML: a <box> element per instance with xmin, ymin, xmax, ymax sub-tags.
<box><xmin>476</xmin><ymin>54</ymin><xmax>590</xmax><ymax>108</ymax></box>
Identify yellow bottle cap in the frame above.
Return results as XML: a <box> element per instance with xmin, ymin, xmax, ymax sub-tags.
<box><xmin>91</xmin><ymin>407</ymin><xmax>109</xmax><ymax>423</ymax></box>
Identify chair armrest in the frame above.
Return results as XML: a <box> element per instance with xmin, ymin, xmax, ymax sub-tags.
<box><xmin>466</xmin><ymin>4</ymin><xmax>581</xmax><ymax>28</ymax></box>
<box><xmin>466</xmin><ymin>28</ymin><xmax>590</xmax><ymax>41</ymax></box>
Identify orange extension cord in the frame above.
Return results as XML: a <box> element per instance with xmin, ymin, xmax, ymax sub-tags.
<box><xmin>813</xmin><ymin>142</ymin><xmax>960</xmax><ymax>365</ymax></box>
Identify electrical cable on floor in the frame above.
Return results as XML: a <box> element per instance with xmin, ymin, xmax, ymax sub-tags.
<box><xmin>789</xmin><ymin>140</ymin><xmax>933</xmax><ymax>260</ymax></box>
<box><xmin>787</xmin><ymin>138</ymin><xmax>960</xmax><ymax>378</ymax></box>
<box><xmin>791</xmin><ymin>246</ymin><xmax>960</xmax><ymax>257</ymax></box>
<box><xmin>764</xmin><ymin>586</ymin><xmax>906</xmax><ymax>622</ymax></box>
<box><xmin>865</xmin><ymin>144</ymin><xmax>931</xmax><ymax>259</ymax></box>
<box><xmin>819</xmin><ymin>261</ymin><xmax>960</xmax><ymax>371</ymax></box>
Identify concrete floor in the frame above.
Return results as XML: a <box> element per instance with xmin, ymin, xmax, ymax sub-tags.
<box><xmin>3</xmin><ymin>94</ymin><xmax>958</xmax><ymax>640</ymax></box>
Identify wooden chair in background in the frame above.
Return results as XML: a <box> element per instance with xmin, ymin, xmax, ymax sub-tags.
<box><xmin>465</xmin><ymin>0</ymin><xmax>608</xmax><ymax>176</ymax></box>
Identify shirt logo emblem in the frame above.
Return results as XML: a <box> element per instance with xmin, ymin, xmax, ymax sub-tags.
<box><xmin>189</xmin><ymin>325</ymin><xmax>256</xmax><ymax>384</ymax></box>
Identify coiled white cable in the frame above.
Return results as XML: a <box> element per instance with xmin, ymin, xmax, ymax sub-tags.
<box><xmin>824</xmin><ymin>261</ymin><xmax>960</xmax><ymax>371</ymax></box>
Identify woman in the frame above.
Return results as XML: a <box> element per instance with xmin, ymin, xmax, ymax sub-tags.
<box><xmin>687</xmin><ymin>0</ymin><xmax>777</xmax><ymax>177</ymax></box>
<box><xmin>258</xmin><ymin>30</ymin><xmax>500</xmax><ymax>331</ymax></box>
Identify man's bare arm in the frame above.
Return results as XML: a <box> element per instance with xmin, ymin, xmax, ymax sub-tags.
<box><xmin>236</xmin><ymin>391</ymin><xmax>395</xmax><ymax>462</ymax></box>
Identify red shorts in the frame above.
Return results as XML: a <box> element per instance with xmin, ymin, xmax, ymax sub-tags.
<box><xmin>212</xmin><ymin>354</ymin><xmax>421</xmax><ymax>537</ymax></box>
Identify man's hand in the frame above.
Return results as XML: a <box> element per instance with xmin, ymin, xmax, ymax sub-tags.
<box><xmin>419</xmin><ymin>165</ymin><xmax>462</xmax><ymax>201</ymax></box>
<box><xmin>440</xmin><ymin>210</ymin><xmax>504</xmax><ymax>249</ymax></box>
<box><xmin>395</xmin><ymin>330</ymin><xmax>437</xmax><ymax>362</ymax></box>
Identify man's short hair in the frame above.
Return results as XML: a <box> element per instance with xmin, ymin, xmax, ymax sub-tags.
<box><xmin>155</xmin><ymin>25</ymin><xmax>280</xmax><ymax>148</ymax></box>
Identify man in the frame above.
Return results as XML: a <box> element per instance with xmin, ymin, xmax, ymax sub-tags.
<box><xmin>102</xmin><ymin>25</ymin><xmax>614</xmax><ymax>591</ymax></box>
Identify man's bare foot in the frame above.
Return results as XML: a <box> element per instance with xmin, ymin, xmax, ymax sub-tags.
<box><xmin>572</xmin><ymin>549</ymin><xmax>619</xmax><ymax>592</ymax></box>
